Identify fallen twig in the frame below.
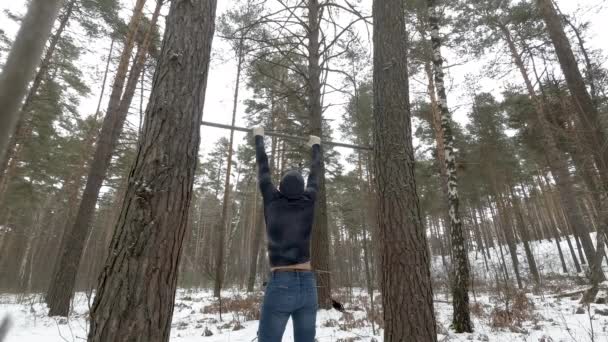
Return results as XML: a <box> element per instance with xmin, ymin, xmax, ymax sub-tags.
<box><xmin>550</xmin><ymin>286</ymin><xmax>607</xmax><ymax>299</ymax></box>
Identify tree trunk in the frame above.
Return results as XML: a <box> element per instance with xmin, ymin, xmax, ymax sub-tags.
<box><xmin>499</xmin><ymin>195</ymin><xmax>523</xmax><ymax>289</ymax></box>
<box><xmin>539</xmin><ymin>174</ymin><xmax>582</xmax><ymax>272</ymax></box>
<box><xmin>539</xmin><ymin>0</ymin><xmax>608</xmax><ymax>285</ymax></box>
<box><xmin>46</xmin><ymin>0</ymin><xmax>151</xmax><ymax>317</ymax></box>
<box><xmin>0</xmin><ymin>0</ymin><xmax>75</xmax><ymax>189</ymax></box>
<box><xmin>0</xmin><ymin>0</ymin><xmax>63</xmax><ymax>163</ymax></box>
<box><xmin>538</xmin><ymin>0</ymin><xmax>608</xmax><ymax>172</ymax></box>
<box><xmin>87</xmin><ymin>0</ymin><xmax>216</xmax><ymax>340</ymax></box>
<box><xmin>307</xmin><ymin>0</ymin><xmax>332</xmax><ymax>310</ymax></box>
<box><xmin>427</xmin><ymin>1</ymin><xmax>472</xmax><ymax>332</ymax></box>
<box><xmin>372</xmin><ymin>0</ymin><xmax>437</xmax><ymax>339</ymax></box>
<box><xmin>552</xmin><ymin>225</ymin><xmax>569</xmax><ymax>274</ymax></box>
<box><xmin>582</xmin><ymin>231</ymin><xmax>605</xmax><ymax>303</ymax></box>
<box><xmin>499</xmin><ymin>22</ymin><xmax>598</xmax><ymax>272</ymax></box>
<box><xmin>96</xmin><ymin>39</ymin><xmax>116</xmax><ymax>117</ymax></box>
<box><xmin>559</xmin><ymin>13</ymin><xmax>598</xmax><ymax>102</ymax></box>
<box><xmin>193</xmin><ymin>195</ymin><xmax>206</xmax><ymax>288</ymax></box>
<box><xmin>18</xmin><ymin>198</ymin><xmax>50</xmax><ymax>292</ymax></box>
<box><xmin>247</xmin><ymin>201</ymin><xmax>264</xmax><ymax>292</ymax></box>
<box><xmin>470</xmin><ymin>207</ymin><xmax>490</xmax><ymax>271</ymax></box>
<box><xmin>528</xmin><ymin>186</ymin><xmax>569</xmax><ymax>273</ymax></box>
<box><xmin>488</xmin><ymin>199</ymin><xmax>512</xmax><ymax>282</ymax></box>
<box><xmin>357</xmin><ymin>153</ymin><xmax>376</xmax><ymax>335</ymax></box>
<box><xmin>509</xmin><ymin>187</ymin><xmax>541</xmax><ymax>287</ymax></box>
<box><xmin>214</xmin><ymin>37</ymin><xmax>244</xmax><ymax>298</ymax></box>
<box><xmin>478</xmin><ymin>207</ymin><xmax>494</xmax><ymax>250</ymax></box>
<box><xmin>44</xmin><ymin>39</ymin><xmax>113</xmax><ymax>298</ymax></box>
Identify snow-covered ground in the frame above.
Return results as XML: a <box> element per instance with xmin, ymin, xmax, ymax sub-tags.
<box><xmin>2</xmin><ymin>236</ymin><xmax>608</xmax><ymax>341</ymax></box>
<box><xmin>2</xmin><ymin>288</ymin><xmax>607</xmax><ymax>341</ymax></box>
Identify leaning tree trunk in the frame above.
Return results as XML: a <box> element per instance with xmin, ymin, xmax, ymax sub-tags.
<box><xmin>496</xmin><ymin>193</ymin><xmax>523</xmax><ymax>289</ymax></box>
<box><xmin>87</xmin><ymin>0</ymin><xmax>217</xmax><ymax>340</ymax></box>
<box><xmin>214</xmin><ymin>37</ymin><xmax>245</xmax><ymax>298</ymax></box>
<box><xmin>307</xmin><ymin>0</ymin><xmax>332</xmax><ymax>310</ymax></box>
<box><xmin>0</xmin><ymin>0</ymin><xmax>75</xmax><ymax>191</ymax></box>
<box><xmin>559</xmin><ymin>14</ymin><xmax>598</xmax><ymax>104</ymax></box>
<box><xmin>0</xmin><ymin>0</ymin><xmax>62</xmax><ymax>168</ymax></box>
<box><xmin>582</xmin><ymin>230</ymin><xmax>606</xmax><ymax>303</ymax></box>
<box><xmin>46</xmin><ymin>0</ymin><xmax>151</xmax><ymax>317</ymax></box>
<box><xmin>537</xmin><ymin>0</ymin><xmax>608</xmax><ymax>171</ymax></box>
<box><xmin>372</xmin><ymin>0</ymin><xmax>437</xmax><ymax>340</ymax></box>
<box><xmin>428</xmin><ymin>1</ymin><xmax>472</xmax><ymax>332</ymax></box>
<box><xmin>498</xmin><ymin>22</ymin><xmax>599</xmax><ymax>273</ymax></box>
<box><xmin>538</xmin><ymin>0</ymin><xmax>608</xmax><ymax>289</ymax></box>
<box><xmin>510</xmin><ymin>187</ymin><xmax>541</xmax><ymax>287</ymax></box>
<box><xmin>45</xmin><ymin>40</ymin><xmax>113</xmax><ymax>301</ymax></box>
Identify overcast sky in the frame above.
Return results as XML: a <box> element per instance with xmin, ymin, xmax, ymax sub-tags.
<box><xmin>1</xmin><ymin>0</ymin><xmax>607</xmax><ymax>168</ymax></box>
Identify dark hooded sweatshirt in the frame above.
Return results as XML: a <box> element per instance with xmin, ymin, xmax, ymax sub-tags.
<box><xmin>255</xmin><ymin>135</ymin><xmax>321</xmax><ymax>267</ymax></box>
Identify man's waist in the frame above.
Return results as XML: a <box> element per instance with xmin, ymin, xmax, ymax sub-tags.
<box><xmin>271</xmin><ymin>261</ymin><xmax>312</xmax><ymax>272</ymax></box>
<box><xmin>272</xmin><ymin>268</ymin><xmax>313</xmax><ymax>273</ymax></box>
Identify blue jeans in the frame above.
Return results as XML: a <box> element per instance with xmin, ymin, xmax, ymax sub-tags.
<box><xmin>258</xmin><ymin>271</ymin><xmax>318</xmax><ymax>342</ymax></box>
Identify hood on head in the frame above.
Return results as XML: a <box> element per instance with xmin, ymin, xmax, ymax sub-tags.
<box><xmin>279</xmin><ymin>170</ymin><xmax>304</xmax><ymax>198</ymax></box>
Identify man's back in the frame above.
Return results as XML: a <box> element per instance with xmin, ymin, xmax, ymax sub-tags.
<box><xmin>254</xmin><ymin>134</ymin><xmax>321</xmax><ymax>268</ymax></box>
<box><xmin>263</xmin><ymin>190</ymin><xmax>316</xmax><ymax>267</ymax></box>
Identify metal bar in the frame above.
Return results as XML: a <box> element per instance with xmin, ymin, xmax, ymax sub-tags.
<box><xmin>201</xmin><ymin>120</ymin><xmax>372</xmax><ymax>151</ymax></box>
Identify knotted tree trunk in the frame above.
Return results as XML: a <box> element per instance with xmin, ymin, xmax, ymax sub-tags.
<box><xmin>87</xmin><ymin>0</ymin><xmax>217</xmax><ymax>340</ymax></box>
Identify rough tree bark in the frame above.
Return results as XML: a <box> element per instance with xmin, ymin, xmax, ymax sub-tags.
<box><xmin>46</xmin><ymin>0</ymin><xmax>152</xmax><ymax>317</ymax></box>
<box><xmin>0</xmin><ymin>0</ymin><xmax>63</xmax><ymax>163</ymax></box>
<box><xmin>428</xmin><ymin>1</ymin><xmax>473</xmax><ymax>332</ymax></box>
<box><xmin>373</xmin><ymin>0</ymin><xmax>437</xmax><ymax>340</ymax></box>
<box><xmin>307</xmin><ymin>0</ymin><xmax>332</xmax><ymax>310</ymax></box>
<box><xmin>87</xmin><ymin>0</ymin><xmax>217</xmax><ymax>340</ymax></box>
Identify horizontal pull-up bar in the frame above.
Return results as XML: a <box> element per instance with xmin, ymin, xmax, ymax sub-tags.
<box><xmin>201</xmin><ymin>120</ymin><xmax>372</xmax><ymax>151</ymax></box>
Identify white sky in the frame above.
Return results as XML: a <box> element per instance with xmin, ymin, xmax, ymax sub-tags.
<box><xmin>1</xmin><ymin>0</ymin><xmax>607</xmax><ymax>168</ymax></box>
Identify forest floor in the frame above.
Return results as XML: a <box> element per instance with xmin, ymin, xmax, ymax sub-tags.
<box><xmin>1</xmin><ymin>286</ymin><xmax>607</xmax><ymax>341</ymax></box>
<box><xmin>2</xmin><ymin>235</ymin><xmax>608</xmax><ymax>341</ymax></box>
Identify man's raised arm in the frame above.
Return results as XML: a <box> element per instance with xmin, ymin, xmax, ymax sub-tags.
<box><xmin>305</xmin><ymin>135</ymin><xmax>321</xmax><ymax>199</ymax></box>
<box><xmin>253</xmin><ymin>127</ymin><xmax>274</xmax><ymax>202</ymax></box>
